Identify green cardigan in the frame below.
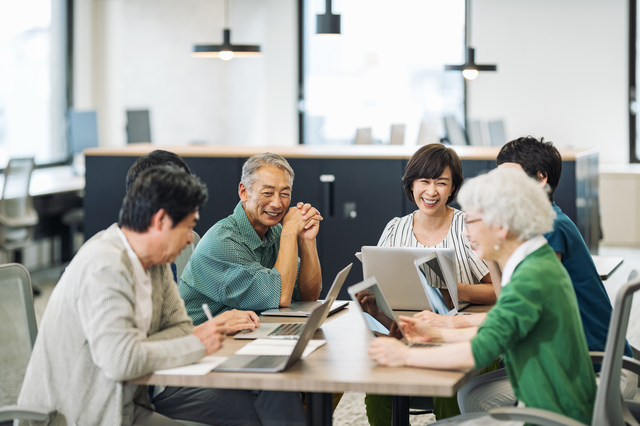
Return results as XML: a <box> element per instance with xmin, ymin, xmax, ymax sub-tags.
<box><xmin>471</xmin><ymin>243</ymin><xmax>596</xmax><ymax>424</ymax></box>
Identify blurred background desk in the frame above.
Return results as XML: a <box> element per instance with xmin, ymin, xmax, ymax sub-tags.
<box><xmin>5</xmin><ymin>166</ymin><xmax>86</xmax><ymax>267</ymax></box>
<box><xmin>84</xmin><ymin>144</ymin><xmax>599</xmax><ymax>300</ymax></box>
<box><xmin>592</xmin><ymin>255</ymin><xmax>624</xmax><ymax>280</ymax></box>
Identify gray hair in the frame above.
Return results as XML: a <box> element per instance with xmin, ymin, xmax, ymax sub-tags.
<box><xmin>458</xmin><ymin>167</ymin><xmax>555</xmax><ymax>241</ymax></box>
<box><xmin>240</xmin><ymin>153</ymin><xmax>295</xmax><ymax>193</ymax></box>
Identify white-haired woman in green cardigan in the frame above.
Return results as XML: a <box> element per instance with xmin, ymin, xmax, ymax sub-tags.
<box><xmin>368</xmin><ymin>167</ymin><xmax>596</xmax><ymax>424</ymax></box>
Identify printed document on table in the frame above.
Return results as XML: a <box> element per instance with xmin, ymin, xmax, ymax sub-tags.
<box><xmin>155</xmin><ymin>355</ymin><xmax>228</xmax><ymax>375</ymax></box>
<box><xmin>235</xmin><ymin>339</ymin><xmax>326</xmax><ymax>358</ymax></box>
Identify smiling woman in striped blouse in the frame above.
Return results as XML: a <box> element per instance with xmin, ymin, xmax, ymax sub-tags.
<box><xmin>378</xmin><ymin>143</ymin><xmax>498</xmax><ymax>305</ymax></box>
<box><xmin>365</xmin><ymin>144</ymin><xmax>499</xmax><ymax>424</ymax></box>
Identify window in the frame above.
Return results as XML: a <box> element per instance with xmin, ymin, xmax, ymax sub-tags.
<box><xmin>632</xmin><ymin>0</ymin><xmax>640</xmax><ymax>162</ymax></box>
<box><xmin>300</xmin><ymin>0</ymin><xmax>466</xmax><ymax>145</ymax></box>
<box><xmin>0</xmin><ymin>0</ymin><xmax>69</xmax><ymax>168</ymax></box>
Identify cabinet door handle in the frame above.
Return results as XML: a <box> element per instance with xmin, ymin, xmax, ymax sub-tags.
<box><xmin>320</xmin><ymin>175</ymin><xmax>335</xmax><ymax>217</ymax></box>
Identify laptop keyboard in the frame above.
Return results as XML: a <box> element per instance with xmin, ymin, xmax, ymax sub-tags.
<box><xmin>408</xmin><ymin>342</ymin><xmax>443</xmax><ymax>348</ymax></box>
<box><xmin>245</xmin><ymin>355</ymin><xmax>285</xmax><ymax>369</ymax></box>
<box><xmin>268</xmin><ymin>323</ymin><xmax>304</xmax><ymax>337</ymax></box>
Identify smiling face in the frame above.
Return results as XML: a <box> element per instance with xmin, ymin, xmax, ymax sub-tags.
<box><xmin>239</xmin><ymin>165</ymin><xmax>292</xmax><ymax>238</ymax></box>
<box><xmin>411</xmin><ymin>166</ymin><xmax>454</xmax><ymax>218</ymax></box>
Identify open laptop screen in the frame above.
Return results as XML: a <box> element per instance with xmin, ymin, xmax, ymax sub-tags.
<box><xmin>415</xmin><ymin>253</ymin><xmax>457</xmax><ymax>315</ymax></box>
<box><xmin>348</xmin><ymin>278</ymin><xmax>404</xmax><ymax>340</ymax></box>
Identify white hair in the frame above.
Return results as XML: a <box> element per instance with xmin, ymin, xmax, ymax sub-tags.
<box><xmin>458</xmin><ymin>167</ymin><xmax>556</xmax><ymax>241</ymax></box>
<box><xmin>241</xmin><ymin>153</ymin><xmax>295</xmax><ymax>193</ymax></box>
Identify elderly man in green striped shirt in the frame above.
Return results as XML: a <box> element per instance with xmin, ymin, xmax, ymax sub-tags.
<box><xmin>179</xmin><ymin>152</ymin><xmax>323</xmax><ymax>325</ymax></box>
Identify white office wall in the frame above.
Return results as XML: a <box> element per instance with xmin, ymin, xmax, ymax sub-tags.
<box><xmin>468</xmin><ymin>0</ymin><xmax>628</xmax><ymax>164</ymax></box>
<box><xmin>74</xmin><ymin>0</ymin><xmax>298</xmax><ymax>147</ymax></box>
<box><xmin>76</xmin><ymin>0</ymin><xmax>630</xmax><ymax>160</ymax></box>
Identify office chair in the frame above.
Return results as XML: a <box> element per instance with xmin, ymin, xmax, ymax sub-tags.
<box><xmin>174</xmin><ymin>231</ymin><xmax>201</xmax><ymax>282</ymax></box>
<box><xmin>442</xmin><ymin>115</ymin><xmax>468</xmax><ymax>146</ymax></box>
<box><xmin>354</xmin><ymin>127</ymin><xmax>373</xmax><ymax>145</ymax></box>
<box><xmin>389</xmin><ymin>124</ymin><xmax>405</xmax><ymax>145</ymax></box>
<box><xmin>0</xmin><ymin>158</ymin><xmax>39</xmax><ymax>263</ymax></box>
<box><xmin>126</xmin><ymin>109</ymin><xmax>152</xmax><ymax>144</ymax></box>
<box><xmin>0</xmin><ymin>263</ymin><xmax>55</xmax><ymax>424</ymax></box>
<box><xmin>433</xmin><ymin>269</ymin><xmax>640</xmax><ymax>426</ymax></box>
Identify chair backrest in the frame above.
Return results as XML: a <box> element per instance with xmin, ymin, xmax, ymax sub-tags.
<box><xmin>0</xmin><ymin>158</ymin><xmax>39</xmax><ymax>250</ymax></box>
<box><xmin>0</xmin><ymin>263</ymin><xmax>36</xmax><ymax>406</ymax></box>
<box><xmin>126</xmin><ymin>109</ymin><xmax>152</xmax><ymax>144</ymax></box>
<box><xmin>2</xmin><ymin>157</ymin><xmax>34</xmax><ymax>203</ymax></box>
<box><xmin>174</xmin><ymin>231</ymin><xmax>201</xmax><ymax>282</ymax></box>
<box><xmin>443</xmin><ymin>115</ymin><xmax>468</xmax><ymax>146</ymax></box>
<box><xmin>389</xmin><ymin>124</ymin><xmax>405</xmax><ymax>145</ymax></box>
<box><xmin>488</xmin><ymin>120</ymin><xmax>507</xmax><ymax>147</ymax></box>
<box><xmin>593</xmin><ymin>269</ymin><xmax>640</xmax><ymax>425</ymax></box>
<box><xmin>354</xmin><ymin>127</ymin><xmax>373</xmax><ymax>145</ymax></box>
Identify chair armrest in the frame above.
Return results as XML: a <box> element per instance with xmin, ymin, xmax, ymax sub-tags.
<box><xmin>590</xmin><ymin>351</ymin><xmax>605</xmax><ymax>365</ymax></box>
<box><xmin>590</xmin><ymin>351</ymin><xmax>640</xmax><ymax>376</ymax></box>
<box><xmin>622</xmin><ymin>357</ymin><xmax>640</xmax><ymax>376</ymax></box>
<box><xmin>0</xmin><ymin>214</ymin><xmax>38</xmax><ymax>227</ymax></box>
<box><xmin>489</xmin><ymin>407</ymin><xmax>587</xmax><ymax>426</ymax></box>
<box><xmin>0</xmin><ymin>405</ymin><xmax>56</xmax><ymax>422</ymax></box>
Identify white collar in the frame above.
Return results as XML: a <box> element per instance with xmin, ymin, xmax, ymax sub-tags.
<box><xmin>500</xmin><ymin>235</ymin><xmax>547</xmax><ymax>287</ymax></box>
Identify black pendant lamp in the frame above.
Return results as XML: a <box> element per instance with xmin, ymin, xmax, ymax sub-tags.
<box><xmin>316</xmin><ymin>0</ymin><xmax>341</xmax><ymax>35</ymax></box>
<box><xmin>192</xmin><ymin>0</ymin><xmax>261</xmax><ymax>60</ymax></box>
<box><xmin>445</xmin><ymin>0</ymin><xmax>496</xmax><ymax>80</ymax></box>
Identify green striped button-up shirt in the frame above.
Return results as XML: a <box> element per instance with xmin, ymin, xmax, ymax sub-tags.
<box><xmin>179</xmin><ymin>201</ymin><xmax>301</xmax><ymax>325</ymax></box>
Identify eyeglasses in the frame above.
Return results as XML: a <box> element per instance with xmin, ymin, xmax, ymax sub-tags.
<box><xmin>462</xmin><ymin>212</ymin><xmax>483</xmax><ymax>227</ymax></box>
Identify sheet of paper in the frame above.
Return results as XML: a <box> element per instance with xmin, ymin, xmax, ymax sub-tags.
<box><xmin>154</xmin><ymin>355</ymin><xmax>228</xmax><ymax>375</ymax></box>
<box><xmin>355</xmin><ymin>252</ymin><xmax>362</xmax><ymax>262</ymax></box>
<box><xmin>235</xmin><ymin>339</ymin><xmax>326</xmax><ymax>358</ymax></box>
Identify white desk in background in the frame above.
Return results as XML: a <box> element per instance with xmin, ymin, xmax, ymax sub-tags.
<box><xmin>0</xmin><ymin>165</ymin><xmax>85</xmax><ymax>198</ymax></box>
<box><xmin>592</xmin><ymin>255</ymin><xmax>624</xmax><ymax>281</ymax></box>
<box><xmin>0</xmin><ymin>166</ymin><xmax>86</xmax><ymax>263</ymax></box>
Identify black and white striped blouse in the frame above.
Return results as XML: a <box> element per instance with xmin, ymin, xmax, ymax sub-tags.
<box><xmin>377</xmin><ymin>209</ymin><xmax>489</xmax><ymax>285</ymax></box>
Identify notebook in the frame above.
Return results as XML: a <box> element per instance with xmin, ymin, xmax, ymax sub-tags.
<box><xmin>414</xmin><ymin>253</ymin><xmax>470</xmax><ymax>315</ymax></box>
<box><xmin>348</xmin><ymin>277</ymin><xmax>442</xmax><ymax>348</ymax></box>
<box><xmin>361</xmin><ymin>246</ymin><xmax>456</xmax><ymax>311</ymax></box>
<box><xmin>235</xmin><ymin>263</ymin><xmax>352</xmax><ymax>339</ymax></box>
<box><xmin>213</xmin><ymin>303</ymin><xmax>325</xmax><ymax>373</ymax></box>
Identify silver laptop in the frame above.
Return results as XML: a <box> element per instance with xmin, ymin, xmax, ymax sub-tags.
<box><xmin>213</xmin><ymin>304</ymin><xmax>325</xmax><ymax>373</ymax></box>
<box><xmin>414</xmin><ymin>253</ymin><xmax>470</xmax><ymax>315</ymax></box>
<box><xmin>361</xmin><ymin>246</ymin><xmax>456</xmax><ymax>311</ymax></box>
<box><xmin>235</xmin><ymin>263</ymin><xmax>352</xmax><ymax>340</ymax></box>
<box><xmin>348</xmin><ymin>277</ymin><xmax>442</xmax><ymax>348</ymax></box>
<box><xmin>260</xmin><ymin>300</ymin><xmax>348</xmax><ymax>317</ymax></box>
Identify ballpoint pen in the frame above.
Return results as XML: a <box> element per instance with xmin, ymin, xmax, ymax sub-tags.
<box><xmin>202</xmin><ymin>303</ymin><xmax>214</xmax><ymax>321</ymax></box>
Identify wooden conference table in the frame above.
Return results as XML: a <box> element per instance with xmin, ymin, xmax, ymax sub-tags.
<box><xmin>133</xmin><ymin>302</ymin><xmax>489</xmax><ymax>426</ymax></box>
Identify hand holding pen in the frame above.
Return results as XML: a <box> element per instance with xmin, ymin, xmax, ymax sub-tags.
<box><xmin>191</xmin><ymin>303</ymin><xmax>227</xmax><ymax>355</ymax></box>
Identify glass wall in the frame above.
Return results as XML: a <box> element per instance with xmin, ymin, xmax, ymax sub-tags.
<box><xmin>302</xmin><ymin>0</ymin><xmax>465</xmax><ymax>145</ymax></box>
<box><xmin>0</xmin><ymin>0</ymin><xmax>68</xmax><ymax>167</ymax></box>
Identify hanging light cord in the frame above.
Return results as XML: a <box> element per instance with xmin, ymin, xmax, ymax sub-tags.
<box><xmin>465</xmin><ymin>0</ymin><xmax>471</xmax><ymax>46</ymax></box>
<box><xmin>224</xmin><ymin>0</ymin><xmax>229</xmax><ymax>28</ymax></box>
<box><xmin>325</xmin><ymin>0</ymin><xmax>332</xmax><ymax>15</ymax></box>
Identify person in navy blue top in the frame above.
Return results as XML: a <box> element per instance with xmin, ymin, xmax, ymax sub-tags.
<box><xmin>496</xmin><ymin>136</ymin><xmax>633</xmax><ymax>358</ymax></box>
